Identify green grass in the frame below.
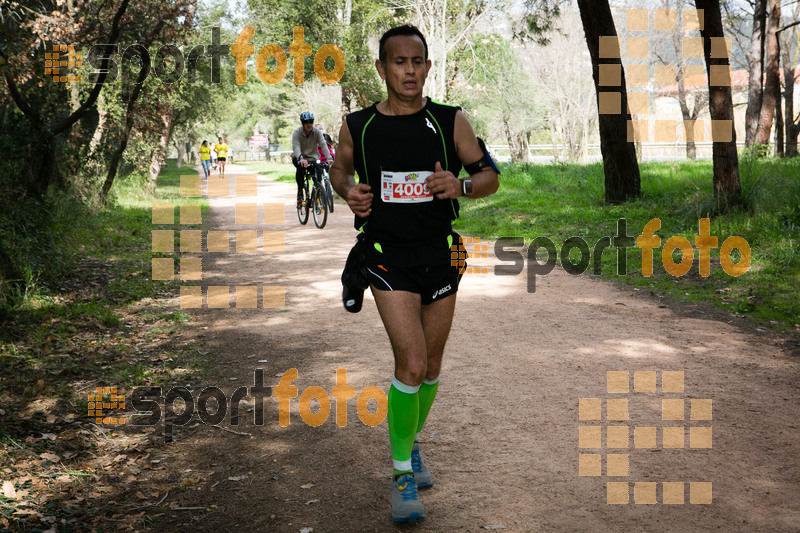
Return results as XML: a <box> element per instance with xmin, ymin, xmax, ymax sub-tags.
<box><xmin>0</xmin><ymin>162</ymin><xmax>220</xmax><ymax>530</ymax></box>
<box><xmin>453</xmin><ymin>158</ymin><xmax>800</xmax><ymax>329</ymax></box>
<box><xmin>1</xmin><ymin>162</ymin><xmax>214</xmax><ymax>401</ymax></box>
<box><xmin>243</xmin><ymin>157</ymin><xmax>799</xmax><ymax>328</ymax></box>
<box><xmin>239</xmin><ymin>161</ymin><xmax>295</xmax><ymax>183</ymax></box>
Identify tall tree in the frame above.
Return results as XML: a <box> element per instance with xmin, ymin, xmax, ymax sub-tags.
<box><xmin>696</xmin><ymin>0</ymin><xmax>741</xmax><ymax>208</ymax></box>
<box><xmin>1</xmin><ymin>0</ymin><xmax>131</xmax><ymax>198</ymax></box>
<box><xmin>577</xmin><ymin>0</ymin><xmax>640</xmax><ymax>203</ymax></box>
<box><xmin>745</xmin><ymin>0</ymin><xmax>767</xmax><ymax>146</ymax></box>
<box><xmin>779</xmin><ymin>9</ymin><xmax>800</xmax><ymax>157</ymax></box>
<box><xmin>753</xmin><ymin>0</ymin><xmax>781</xmax><ymax>147</ymax></box>
<box><xmin>99</xmin><ymin>0</ymin><xmax>197</xmax><ymax>197</ymax></box>
<box><xmin>248</xmin><ymin>0</ymin><xmax>388</xmax><ymax>121</ymax></box>
<box><xmin>653</xmin><ymin>0</ymin><xmax>707</xmax><ymax>160</ymax></box>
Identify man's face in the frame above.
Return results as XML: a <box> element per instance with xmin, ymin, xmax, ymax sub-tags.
<box><xmin>302</xmin><ymin>122</ymin><xmax>314</xmax><ymax>134</ymax></box>
<box><xmin>376</xmin><ymin>35</ymin><xmax>430</xmax><ymax>99</ymax></box>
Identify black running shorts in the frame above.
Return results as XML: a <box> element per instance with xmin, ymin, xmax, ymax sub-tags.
<box><xmin>365</xmin><ymin>263</ymin><xmax>462</xmax><ymax>305</ymax></box>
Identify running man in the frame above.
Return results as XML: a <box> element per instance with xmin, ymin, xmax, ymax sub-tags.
<box><xmin>330</xmin><ymin>25</ymin><xmax>499</xmax><ymax>523</ymax></box>
<box><xmin>292</xmin><ymin>111</ymin><xmax>332</xmax><ymax>206</ymax></box>
<box><xmin>198</xmin><ymin>140</ymin><xmax>211</xmax><ymax>179</ymax></box>
<box><xmin>214</xmin><ymin>135</ymin><xmax>229</xmax><ymax>177</ymax></box>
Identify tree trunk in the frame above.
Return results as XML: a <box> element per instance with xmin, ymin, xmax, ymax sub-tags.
<box><xmin>676</xmin><ymin>67</ymin><xmax>697</xmax><ymax>160</ymax></box>
<box><xmin>549</xmin><ymin>120</ymin><xmax>560</xmax><ymax>163</ymax></box>
<box><xmin>503</xmin><ymin>118</ymin><xmax>524</xmax><ymax>163</ymax></box>
<box><xmin>102</xmin><ymin>127</ymin><xmax>132</xmax><ymax>198</ymax></box>
<box><xmin>174</xmin><ymin>140</ymin><xmax>184</xmax><ymax>168</ymax></box>
<box><xmin>697</xmin><ymin>0</ymin><xmax>741</xmax><ymax>209</ymax></box>
<box><xmin>580</xmin><ymin>113</ymin><xmax>590</xmax><ymax>163</ymax></box>
<box><xmin>781</xmin><ymin>27</ymin><xmax>799</xmax><ymax>156</ymax></box>
<box><xmin>671</xmin><ymin>9</ymin><xmax>697</xmax><ymax>160</ymax></box>
<box><xmin>341</xmin><ymin>86</ymin><xmax>352</xmax><ymax>117</ymax></box>
<box><xmin>518</xmin><ymin>131</ymin><xmax>530</xmax><ymax>163</ymax></box>
<box><xmin>745</xmin><ymin>0</ymin><xmax>767</xmax><ymax>146</ymax></box>
<box><xmin>29</xmin><ymin>130</ymin><xmax>58</xmax><ymax>198</ymax></box>
<box><xmin>2</xmin><ymin>0</ymin><xmax>130</xmax><ymax>199</ymax></box>
<box><xmin>87</xmin><ymin>92</ymin><xmax>107</xmax><ymax>160</ymax></box>
<box><xmin>101</xmin><ymin>82</ymin><xmax>145</xmax><ymax>198</ymax></box>
<box><xmin>577</xmin><ymin>0</ymin><xmax>640</xmax><ymax>203</ymax></box>
<box><xmin>754</xmin><ymin>0</ymin><xmax>781</xmax><ymax>148</ymax></box>
<box><xmin>775</xmin><ymin>33</ymin><xmax>784</xmax><ymax>157</ymax></box>
<box><xmin>188</xmin><ymin>132</ymin><xmax>197</xmax><ymax>163</ymax></box>
<box><xmin>150</xmin><ymin>110</ymin><xmax>173</xmax><ymax>182</ymax></box>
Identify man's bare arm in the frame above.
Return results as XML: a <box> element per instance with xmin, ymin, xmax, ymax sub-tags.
<box><xmin>330</xmin><ymin>119</ymin><xmax>373</xmax><ymax>217</ymax></box>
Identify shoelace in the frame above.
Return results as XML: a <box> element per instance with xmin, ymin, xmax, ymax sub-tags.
<box><xmin>398</xmin><ymin>476</ymin><xmax>418</xmax><ymax>502</ymax></box>
<box><xmin>411</xmin><ymin>450</ymin><xmax>421</xmax><ymax>472</ymax></box>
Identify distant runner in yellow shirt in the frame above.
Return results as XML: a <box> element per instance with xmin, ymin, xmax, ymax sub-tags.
<box><xmin>214</xmin><ymin>135</ymin><xmax>229</xmax><ymax>177</ymax></box>
<box><xmin>198</xmin><ymin>140</ymin><xmax>211</xmax><ymax>179</ymax></box>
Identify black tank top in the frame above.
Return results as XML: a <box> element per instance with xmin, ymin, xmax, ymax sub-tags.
<box><xmin>347</xmin><ymin>98</ymin><xmax>463</xmax><ymax>264</ymax></box>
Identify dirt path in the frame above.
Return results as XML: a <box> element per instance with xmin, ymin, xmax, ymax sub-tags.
<box><xmin>152</xmin><ymin>165</ymin><xmax>800</xmax><ymax>532</ymax></box>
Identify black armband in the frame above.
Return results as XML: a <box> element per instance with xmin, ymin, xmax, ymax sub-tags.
<box><xmin>463</xmin><ymin>137</ymin><xmax>501</xmax><ymax>176</ymax></box>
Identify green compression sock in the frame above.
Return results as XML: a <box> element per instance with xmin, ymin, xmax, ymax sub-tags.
<box><xmin>415</xmin><ymin>376</ymin><xmax>440</xmax><ymax>441</ymax></box>
<box><xmin>388</xmin><ymin>377</ymin><xmax>419</xmax><ymax>477</ymax></box>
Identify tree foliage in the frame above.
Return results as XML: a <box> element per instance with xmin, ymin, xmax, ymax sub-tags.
<box><xmin>451</xmin><ymin>34</ymin><xmax>542</xmax><ymax>163</ymax></box>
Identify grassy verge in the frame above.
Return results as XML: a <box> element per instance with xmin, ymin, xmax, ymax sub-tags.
<box><xmin>242</xmin><ymin>157</ymin><xmax>799</xmax><ymax>328</ymax></box>
<box><xmin>238</xmin><ymin>161</ymin><xmax>295</xmax><ymax>184</ymax></box>
<box><xmin>453</xmin><ymin>157</ymin><xmax>800</xmax><ymax>330</ymax></box>
<box><xmin>0</xmin><ymin>164</ymin><xmax>216</xmax><ymax>531</ymax></box>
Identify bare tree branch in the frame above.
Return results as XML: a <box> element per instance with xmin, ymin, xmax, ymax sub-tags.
<box><xmin>51</xmin><ymin>0</ymin><xmax>132</xmax><ymax>135</ymax></box>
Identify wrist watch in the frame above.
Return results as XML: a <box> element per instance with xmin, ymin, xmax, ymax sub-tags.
<box><xmin>461</xmin><ymin>179</ymin><xmax>473</xmax><ymax>197</ymax></box>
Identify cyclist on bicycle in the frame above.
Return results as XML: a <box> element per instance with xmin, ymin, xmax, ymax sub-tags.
<box><xmin>292</xmin><ymin>111</ymin><xmax>332</xmax><ymax>206</ymax></box>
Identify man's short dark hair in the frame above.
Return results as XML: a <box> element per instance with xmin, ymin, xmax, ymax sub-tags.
<box><xmin>378</xmin><ymin>25</ymin><xmax>428</xmax><ymax>64</ymax></box>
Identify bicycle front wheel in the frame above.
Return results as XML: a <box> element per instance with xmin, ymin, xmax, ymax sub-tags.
<box><xmin>324</xmin><ymin>178</ymin><xmax>334</xmax><ymax>213</ymax></box>
<box><xmin>297</xmin><ymin>185</ymin><xmax>309</xmax><ymax>225</ymax></box>
<box><xmin>312</xmin><ymin>185</ymin><xmax>328</xmax><ymax>229</ymax></box>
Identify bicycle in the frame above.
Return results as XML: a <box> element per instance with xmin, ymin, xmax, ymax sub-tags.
<box><xmin>296</xmin><ymin>161</ymin><xmax>328</xmax><ymax>228</ymax></box>
<box><xmin>318</xmin><ymin>161</ymin><xmax>335</xmax><ymax>213</ymax></box>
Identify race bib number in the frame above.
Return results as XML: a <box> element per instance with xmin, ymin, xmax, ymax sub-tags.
<box><xmin>381</xmin><ymin>171</ymin><xmax>433</xmax><ymax>203</ymax></box>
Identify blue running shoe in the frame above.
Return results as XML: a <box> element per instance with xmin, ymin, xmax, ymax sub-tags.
<box><xmin>411</xmin><ymin>443</ymin><xmax>433</xmax><ymax>488</ymax></box>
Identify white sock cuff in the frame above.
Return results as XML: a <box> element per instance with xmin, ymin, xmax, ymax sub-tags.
<box><xmin>423</xmin><ymin>376</ymin><xmax>440</xmax><ymax>386</ymax></box>
<box><xmin>391</xmin><ymin>377</ymin><xmax>420</xmax><ymax>394</ymax></box>
<box><xmin>393</xmin><ymin>459</ymin><xmax>412</xmax><ymax>472</ymax></box>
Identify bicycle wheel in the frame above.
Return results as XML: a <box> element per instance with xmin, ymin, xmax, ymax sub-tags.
<box><xmin>312</xmin><ymin>185</ymin><xmax>328</xmax><ymax>229</ymax></box>
<box><xmin>297</xmin><ymin>183</ymin><xmax>309</xmax><ymax>225</ymax></box>
<box><xmin>325</xmin><ymin>178</ymin><xmax>334</xmax><ymax>212</ymax></box>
